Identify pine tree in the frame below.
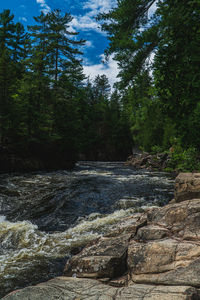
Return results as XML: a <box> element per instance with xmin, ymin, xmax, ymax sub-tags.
<box><xmin>28</xmin><ymin>12</ymin><xmax>50</xmax><ymax>77</ymax></box>
<box><xmin>22</xmin><ymin>13</ymin><xmax>52</xmax><ymax>141</ymax></box>
<box><xmin>93</xmin><ymin>74</ymin><xmax>111</xmax><ymax>102</ymax></box>
<box><xmin>0</xmin><ymin>10</ymin><xmax>27</xmax><ymax>143</ymax></box>
<box><xmin>97</xmin><ymin>0</ymin><xmax>158</xmax><ymax>88</ymax></box>
<box><xmin>154</xmin><ymin>0</ymin><xmax>200</xmax><ymax>147</ymax></box>
<box><xmin>46</xmin><ymin>9</ymin><xmax>85</xmax><ymax>86</ymax></box>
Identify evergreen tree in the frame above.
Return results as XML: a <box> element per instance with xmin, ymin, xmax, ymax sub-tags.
<box><xmin>22</xmin><ymin>13</ymin><xmax>52</xmax><ymax>142</ymax></box>
<box><xmin>93</xmin><ymin>74</ymin><xmax>111</xmax><ymax>101</ymax></box>
<box><xmin>0</xmin><ymin>10</ymin><xmax>28</xmax><ymax>144</ymax></box>
<box><xmin>154</xmin><ymin>0</ymin><xmax>200</xmax><ymax>147</ymax></box>
<box><xmin>12</xmin><ymin>22</ymin><xmax>29</xmax><ymax>63</ymax></box>
<box><xmin>28</xmin><ymin>12</ymin><xmax>50</xmax><ymax>77</ymax></box>
<box><xmin>0</xmin><ymin>10</ymin><xmax>15</xmax><ymax>133</ymax></box>
<box><xmin>46</xmin><ymin>9</ymin><xmax>85</xmax><ymax>86</ymax></box>
<box><xmin>97</xmin><ymin>0</ymin><xmax>158</xmax><ymax>88</ymax></box>
<box><xmin>97</xmin><ymin>0</ymin><xmax>200</xmax><ymax>153</ymax></box>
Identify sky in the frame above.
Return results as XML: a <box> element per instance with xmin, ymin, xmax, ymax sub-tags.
<box><xmin>0</xmin><ymin>0</ymin><xmax>119</xmax><ymax>87</ymax></box>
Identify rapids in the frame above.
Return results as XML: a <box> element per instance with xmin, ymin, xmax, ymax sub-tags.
<box><xmin>0</xmin><ymin>162</ymin><xmax>174</xmax><ymax>298</ymax></box>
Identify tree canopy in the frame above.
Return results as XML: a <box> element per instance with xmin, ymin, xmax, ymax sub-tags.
<box><xmin>97</xmin><ymin>0</ymin><xmax>200</xmax><ymax>155</ymax></box>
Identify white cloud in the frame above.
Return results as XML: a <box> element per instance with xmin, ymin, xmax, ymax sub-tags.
<box><xmin>71</xmin><ymin>15</ymin><xmax>102</xmax><ymax>33</ymax></box>
<box><xmin>19</xmin><ymin>17</ymin><xmax>27</xmax><ymax>22</ymax></box>
<box><xmin>83</xmin><ymin>54</ymin><xmax>119</xmax><ymax>87</ymax></box>
<box><xmin>84</xmin><ymin>40</ymin><xmax>94</xmax><ymax>48</ymax></box>
<box><xmin>71</xmin><ymin>0</ymin><xmax>116</xmax><ymax>33</ymax></box>
<box><xmin>83</xmin><ymin>0</ymin><xmax>116</xmax><ymax>16</ymax></box>
<box><xmin>36</xmin><ymin>0</ymin><xmax>51</xmax><ymax>14</ymax></box>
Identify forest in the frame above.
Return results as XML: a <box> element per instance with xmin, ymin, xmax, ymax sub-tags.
<box><xmin>0</xmin><ymin>0</ymin><xmax>200</xmax><ymax>172</ymax></box>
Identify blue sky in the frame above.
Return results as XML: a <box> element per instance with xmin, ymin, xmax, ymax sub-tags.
<box><xmin>0</xmin><ymin>0</ymin><xmax>120</xmax><ymax>86</ymax></box>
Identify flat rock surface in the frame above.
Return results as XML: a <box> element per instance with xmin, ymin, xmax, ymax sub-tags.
<box><xmin>147</xmin><ymin>198</ymin><xmax>200</xmax><ymax>240</ymax></box>
<box><xmin>128</xmin><ymin>238</ymin><xmax>200</xmax><ymax>287</ymax></box>
<box><xmin>3</xmin><ymin>277</ymin><xmax>200</xmax><ymax>300</ymax></box>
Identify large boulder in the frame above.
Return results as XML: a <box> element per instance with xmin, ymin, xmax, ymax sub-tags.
<box><xmin>63</xmin><ymin>212</ymin><xmax>147</xmax><ymax>280</ymax></box>
<box><xmin>64</xmin><ymin>234</ymin><xmax>130</xmax><ymax>279</ymax></box>
<box><xmin>175</xmin><ymin>173</ymin><xmax>200</xmax><ymax>202</ymax></box>
<box><xmin>128</xmin><ymin>238</ymin><xmax>200</xmax><ymax>287</ymax></box>
<box><xmin>147</xmin><ymin>199</ymin><xmax>200</xmax><ymax>240</ymax></box>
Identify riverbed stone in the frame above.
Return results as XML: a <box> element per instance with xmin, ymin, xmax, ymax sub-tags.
<box><xmin>63</xmin><ymin>213</ymin><xmax>148</xmax><ymax>279</ymax></box>
<box><xmin>136</xmin><ymin>224</ymin><xmax>169</xmax><ymax>240</ymax></box>
<box><xmin>3</xmin><ymin>277</ymin><xmax>200</xmax><ymax>300</ymax></box>
<box><xmin>147</xmin><ymin>198</ymin><xmax>200</xmax><ymax>240</ymax></box>
<box><xmin>175</xmin><ymin>173</ymin><xmax>200</xmax><ymax>202</ymax></box>
<box><xmin>64</xmin><ymin>234</ymin><xmax>130</xmax><ymax>279</ymax></box>
<box><xmin>125</xmin><ymin>152</ymin><xmax>169</xmax><ymax>171</ymax></box>
<box><xmin>128</xmin><ymin>238</ymin><xmax>200</xmax><ymax>287</ymax></box>
<box><xmin>104</xmin><ymin>212</ymin><xmax>147</xmax><ymax>237</ymax></box>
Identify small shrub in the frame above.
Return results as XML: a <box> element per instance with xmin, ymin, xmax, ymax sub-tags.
<box><xmin>167</xmin><ymin>141</ymin><xmax>199</xmax><ymax>171</ymax></box>
<box><xmin>151</xmin><ymin>145</ymin><xmax>164</xmax><ymax>154</ymax></box>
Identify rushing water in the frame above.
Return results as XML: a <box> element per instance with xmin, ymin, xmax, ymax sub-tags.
<box><xmin>0</xmin><ymin>162</ymin><xmax>174</xmax><ymax>298</ymax></box>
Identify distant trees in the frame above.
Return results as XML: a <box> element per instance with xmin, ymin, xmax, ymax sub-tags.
<box><xmin>79</xmin><ymin>74</ymin><xmax>132</xmax><ymax>160</ymax></box>
<box><xmin>0</xmin><ymin>9</ymin><xmax>86</xmax><ymax>166</ymax></box>
<box><xmin>0</xmin><ymin>8</ymin><xmax>132</xmax><ymax>168</ymax></box>
<box><xmin>0</xmin><ymin>10</ymin><xmax>28</xmax><ymax>144</ymax></box>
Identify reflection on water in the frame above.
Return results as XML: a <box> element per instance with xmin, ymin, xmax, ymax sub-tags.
<box><xmin>0</xmin><ymin>162</ymin><xmax>174</xmax><ymax>297</ymax></box>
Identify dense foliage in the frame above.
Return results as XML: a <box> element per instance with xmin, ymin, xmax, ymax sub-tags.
<box><xmin>0</xmin><ymin>9</ymin><xmax>132</xmax><ymax>170</ymax></box>
<box><xmin>98</xmin><ymin>0</ymin><xmax>200</xmax><ymax>170</ymax></box>
<box><xmin>0</xmin><ymin>1</ymin><xmax>200</xmax><ymax>171</ymax></box>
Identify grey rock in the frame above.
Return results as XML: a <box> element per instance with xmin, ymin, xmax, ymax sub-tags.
<box><xmin>3</xmin><ymin>277</ymin><xmax>199</xmax><ymax>300</ymax></box>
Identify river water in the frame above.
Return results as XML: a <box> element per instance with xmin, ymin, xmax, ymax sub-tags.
<box><xmin>0</xmin><ymin>162</ymin><xmax>174</xmax><ymax>298</ymax></box>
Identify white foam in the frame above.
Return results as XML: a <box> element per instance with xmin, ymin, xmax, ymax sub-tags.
<box><xmin>0</xmin><ymin>215</ymin><xmax>6</xmax><ymax>223</ymax></box>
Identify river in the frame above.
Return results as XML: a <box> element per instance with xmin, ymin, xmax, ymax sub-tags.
<box><xmin>0</xmin><ymin>162</ymin><xmax>174</xmax><ymax>298</ymax></box>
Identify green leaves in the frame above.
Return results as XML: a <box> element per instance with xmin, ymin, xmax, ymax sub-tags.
<box><xmin>98</xmin><ymin>0</ymin><xmax>200</xmax><ymax>162</ymax></box>
<box><xmin>97</xmin><ymin>0</ymin><xmax>158</xmax><ymax>87</ymax></box>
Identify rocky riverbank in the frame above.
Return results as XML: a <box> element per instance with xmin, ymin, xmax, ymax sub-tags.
<box><xmin>3</xmin><ymin>173</ymin><xmax>200</xmax><ymax>299</ymax></box>
<box><xmin>125</xmin><ymin>152</ymin><xmax>170</xmax><ymax>171</ymax></box>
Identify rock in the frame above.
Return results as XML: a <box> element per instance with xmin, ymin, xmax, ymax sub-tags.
<box><xmin>136</xmin><ymin>225</ymin><xmax>169</xmax><ymax>241</ymax></box>
<box><xmin>5</xmin><ymin>172</ymin><xmax>200</xmax><ymax>299</ymax></box>
<box><xmin>3</xmin><ymin>277</ymin><xmax>200</xmax><ymax>300</ymax></box>
<box><xmin>127</xmin><ymin>197</ymin><xmax>200</xmax><ymax>288</ymax></box>
<box><xmin>128</xmin><ymin>238</ymin><xmax>200</xmax><ymax>287</ymax></box>
<box><xmin>104</xmin><ymin>213</ymin><xmax>147</xmax><ymax>237</ymax></box>
<box><xmin>108</xmin><ymin>274</ymin><xmax>128</xmax><ymax>287</ymax></box>
<box><xmin>64</xmin><ymin>234</ymin><xmax>131</xmax><ymax>279</ymax></box>
<box><xmin>147</xmin><ymin>198</ymin><xmax>200</xmax><ymax>240</ymax></box>
<box><xmin>175</xmin><ymin>173</ymin><xmax>200</xmax><ymax>202</ymax></box>
<box><xmin>63</xmin><ymin>213</ymin><xmax>147</xmax><ymax>280</ymax></box>
<box><xmin>125</xmin><ymin>152</ymin><xmax>169</xmax><ymax>171</ymax></box>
